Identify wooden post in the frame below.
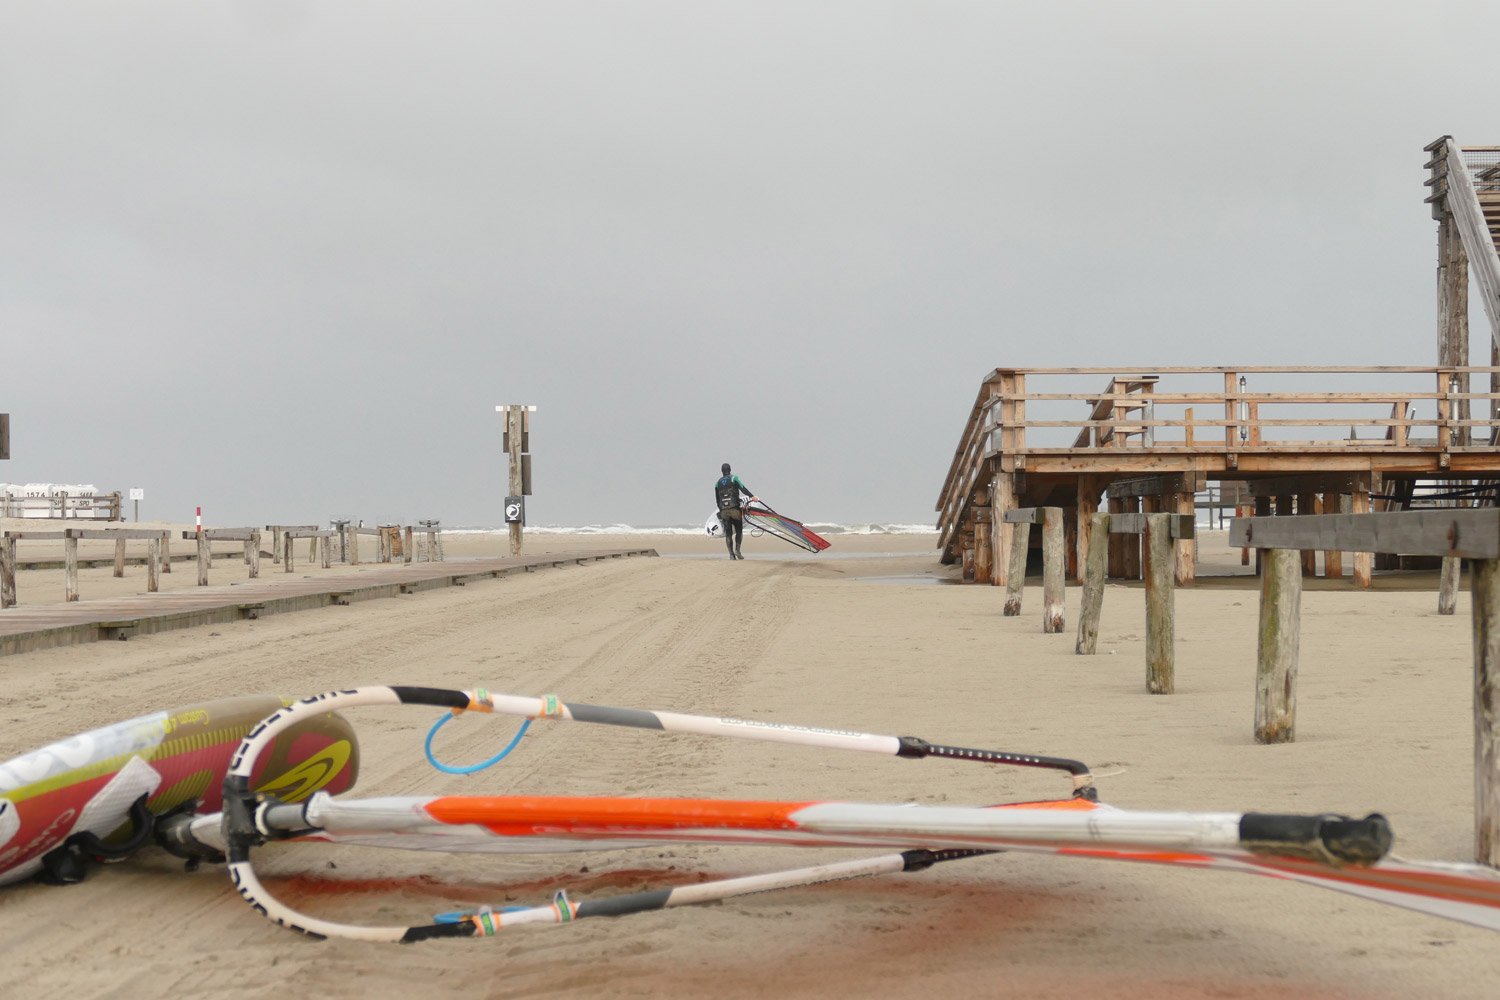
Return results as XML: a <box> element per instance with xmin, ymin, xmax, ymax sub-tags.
<box><xmin>1173</xmin><ymin>490</ymin><xmax>1196</xmax><ymax>585</ymax></box>
<box><xmin>1254</xmin><ymin>496</ymin><xmax>1271</xmax><ymax>576</ymax></box>
<box><xmin>1107</xmin><ymin>496</ymin><xmax>1125</xmax><ymax>578</ymax></box>
<box><xmin>1298</xmin><ymin>492</ymin><xmax>1317</xmax><ymax>576</ymax></box>
<box><xmin>309</xmin><ymin>535</ymin><xmax>318</xmax><ymax>564</ymax></box>
<box><xmin>1321</xmin><ymin>494</ymin><xmax>1343</xmax><ymax>579</ymax></box>
<box><xmin>64</xmin><ymin>532</ymin><xmax>79</xmax><ymax>602</ymax></box>
<box><xmin>283</xmin><ymin>532</ymin><xmax>294</xmax><ymax>573</ymax></box>
<box><xmin>1076</xmin><ymin>513</ymin><xmax>1109</xmax><ymax>655</ymax></box>
<box><xmin>320</xmin><ymin>534</ymin><xmax>332</xmax><ymax>569</ymax></box>
<box><xmin>1473</xmin><ymin>558</ymin><xmax>1500</xmax><ymax>866</ymax></box>
<box><xmin>1121</xmin><ymin>497</ymin><xmax>1142</xmax><ymax>581</ymax></box>
<box><xmin>974</xmin><ymin>515</ymin><xmax>992</xmax><ymax>585</ymax></box>
<box><xmin>1143</xmin><ymin>513</ymin><xmax>1174</xmax><ymax>694</ymax></box>
<box><xmin>991</xmin><ymin>474</ymin><xmax>1014</xmax><ymax>587</ymax></box>
<box><xmin>404</xmin><ymin>526</ymin><xmax>414</xmax><ymax>565</ymax></box>
<box><xmin>0</xmin><ymin>535</ymin><xmax>16</xmax><ymax>608</ymax></box>
<box><xmin>1441</xmin><ymin>557</ymin><xmax>1462</xmax><ymax>616</ymax></box>
<box><xmin>1075</xmin><ymin>475</ymin><xmax>1104</xmax><ymax>585</ymax></box>
<box><xmin>1042</xmin><ymin>507</ymin><xmax>1065</xmax><ymax>634</ymax></box>
<box><xmin>1239</xmin><ymin>504</ymin><xmax>1252</xmax><ymax>566</ymax></box>
<box><xmin>271</xmin><ymin>526</ymin><xmax>283</xmax><ymax>565</ymax></box>
<box><xmin>1352</xmin><ymin>477</ymin><xmax>1373</xmax><ymax>589</ymax></box>
<box><xmin>197</xmin><ymin>533</ymin><xmax>210</xmax><ymax>586</ymax></box>
<box><xmin>425</xmin><ymin>531</ymin><xmax>436</xmax><ymax>562</ymax></box>
<box><xmin>348</xmin><ymin>526</ymin><xmax>360</xmax><ymax>566</ymax></box>
<box><xmin>161</xmin><ymin>530</ymin><xmax>171</xmax><ymax>573</ymax></box>
<box><xmin>113</xmin><ymin>536</ymin><xmax>126</xmax><ymax>578</ymax></box>
<box><xmin>147</xmin><ymin>538</ymin><xmax>160</xmax><ymax>593</ymax></box>
<box><xmin>1003</xmin><ymin>522</ymin><xmax>1029</xmax><ymax>616</ymax></box>
<box><xmin>1256</xmin><ymin>548</ymin><xmax>1301</xmax><ymax>743</ymax></box>
<box><xmin>507</xmin><ymin>406</ymin><xmax>524</xmax><ymax>556</ymax></box>
<box><xmin>961</xmin><ymin>542</ymin><xmax>975</xmax><ymax>583</ymax></box>
<box><xmin>248</xmin><ymin>531</ymin><xmax>260</xmax><ymax>579</ymax></box>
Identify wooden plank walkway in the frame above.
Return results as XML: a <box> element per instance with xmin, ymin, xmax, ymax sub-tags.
<box><xmin>0</xmin><ymin>548</ymin><xmax>657</xmax><ymax>657</ymax></box>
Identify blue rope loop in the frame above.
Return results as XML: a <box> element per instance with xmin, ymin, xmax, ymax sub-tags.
<box><xmin>424</xmin><ymin>712</ymin><xmax>531</xmax><ymax>775</ymax></box>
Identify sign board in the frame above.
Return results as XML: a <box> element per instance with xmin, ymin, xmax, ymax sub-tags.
<box><xmin>128</xmin><ymin>488</ymin><xmax>145</xmax><ymax>501</ymax></box>
<box><xmin>504</xmin><ymin>496</ymin><xmax>525</xmax><ymax>525</ymax></box>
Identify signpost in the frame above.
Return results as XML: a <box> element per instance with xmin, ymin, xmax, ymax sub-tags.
<box><xmin>128</xmin><ymin>487</ymin><xmax>144</xmax><ymax>523</ymax></box>
<box><xmin>495</xmin><ymin>405</ymin><xmax>536</xmax><ymax>556</ymax></box>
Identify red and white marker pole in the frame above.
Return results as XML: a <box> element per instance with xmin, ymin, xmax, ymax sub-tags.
<box><xmin>196</xmin><ymin>506</ymin><xmax>202</xmax><ymax>536</ymax></box>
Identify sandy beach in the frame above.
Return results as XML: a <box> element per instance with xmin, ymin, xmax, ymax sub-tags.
<box><xmin>3</xmin><ymin>526</ymin><xmax>1499</xmax><ymax>998</ymax></box>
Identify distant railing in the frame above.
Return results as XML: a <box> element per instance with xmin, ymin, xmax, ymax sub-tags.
<box><xmin>0</xmin><ymin>491</ymin><xmax>122</xmax><ymax>520</ymax></box>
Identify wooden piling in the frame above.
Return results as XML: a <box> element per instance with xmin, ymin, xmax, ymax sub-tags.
<box><xmin>1441</xmin><ymin>556</ymin><xmax>1462</xmax><ymax>616</ymax></box>
<box><xmin>113</xmin><ymin>536</ymin><xmax>126</xmax><ymax>578</ymax></box>
<box><xmin>147</xmin><ymin>539</ymin><xmax>160</xmax><ymax>592</ymax></box>
<box><xmin>1003</xmin><ymin>521</ymin><xmax>1029</xmax><ymax>616</ymax></box>
<box><xmin>1321</xmin><ymin>494</ymin><xmax>1343</xmax><ymax>579</ymax></box>
<box><xmin>283</xmin><ymin>533</ymin><xmax>294</xmax><ymax>573</ymax></box>
<box><xmin>1</xmin><ymin>536</ymin><xmax>16</xmax><ymax>608</ymax></box>
<box><xmin>271</xmin><ymin>526</ymin><xmax>282</xmax><ymax>565</ymax></box>
<box><xmin>161</xmin><ymin>531</ymin><xmax>171</xmax><ymax>573</ymax></box>
<box><xmin>1473</xmin><ymin>558</ymin><xmax>1500</xmax><ymax>866</ymax></box>
<box><xmin>974</xmin><ymin>515</ymin><xmax>993</xmax><ymax>585</ymax></box>
<box><xmin>197</xmin><ymin>534</ymin><xmax>210</xmax><ymax>586</ymax></box>
<box><xmin>404</xmin><ymin>526</ymin><xmax>414</xmax><ymax>565</ymax></box>
<box><xmin>992</xmin><ymin>474</ymin><xmax>1014</xmax><ymax>587</ymax></box>
<box><xmin>64</xmin><ymin>534</ymin><xmax>79</xmax><ymax>602</ymax></box>
<box><xmin>348</xmin><ymin>526</ymin><xmax>359</xmax><ymax>566</ymax></box>
<box><xmin>1107</xmin><ymin>496</ymin><xmax>1125</xmax><ymax>578</ymax></box>
<box><xmin>1173</xmin><ymin>490</ymin><xmax>1196</xmax><ymax>585</ymax></box>
<box><xmin>247</xmin><ymin>533</ymin><xmax>260</xmax><ymax>579</ymax></box>
<box><xmin>1076</xmin><ymin>513</ymin><xmax>1109</xmax><ymax>654</ymax></box>
<box><xmin>1042</xmin><ymin>507</ymin><xmax>1065</xmax><ymax>633</ymax></box>
<box><xmin>1352</xmin><ymin>480</ymin><xmax>1373</xmax><ymax>589</ymax></box>
<box><xmin>1143</xmin><ymin>513</ymin><xmax>1173</xmax><ymax>693</ymax></box>
<box><xmin>1122</xmin><ymin>497</ymin><xmax>1142</xmax><ymax>580</ymax></box>
<box><xmin>1298</xmin><ymin>492</ymin><xmax>1318</xmax><ymax>576</ymax></box>
<box><xmin>1256</xmin><ymin>548</ymin><xmax>1302</xmax><ymax>743</ymax></box>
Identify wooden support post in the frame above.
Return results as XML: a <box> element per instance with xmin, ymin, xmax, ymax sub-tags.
<box><xmin>283</xmin><ymin>533</ymin><xmax>294</xmax><ymax>573</ymax></box>
<box><xmin>1239</xmin><ymin>505</ymin><xmax>1252</xmax><ymax>566</ymax></box>
<box><xmin>243</xmin><ymin>537</ymin><xmax>253</xmax><ymax>566</ymax></box>
<box><xmin>1076</xmin><ymin>513</ymin><xmax>1109</xmax><ymax>655</ymax></box>
<box><xmin>1321</xmin><ymin>495</ymin><xmax>1343</xmax><ymax>579</ymax></box>
<box><xmin>348</xmin><ymin>526</ymin><xmax>359</xmax><ymax>566</ymax></box>
<box><xmin>1352</xmin><ymin>479</ymin><xmax>1373</xmax><ymax>589</ymax></box>
<box><xmin>404</xmin><ymin>526</ymin><xmax>414</xmax><ymax>565</ymax></box>
<box><xmin>197</xmin><ymin>533</ymin><xmax>210</xmax><ymax>586</ymax></box>
<box><xmin>65</xmin><ymin>533</ymin><xmax>79</xmax><ymax>602</ymax></box>
<box><xmin>1173</xmin><ymin>490</ymin><xmax>1196</xmax><ymax>586</ymax></box>
<box><xmin>320</xmin><ymin>535</ymin><xmax>332</xmax><ymax>569</ymax></box>
<box><xmin>0</xmin><ymin>536</ymin><xmax>16</xmax><ymax>608</ymax></box>
<box><xmin>309</xmin><ymin>535</ymin><xmax>318</xmax><ymax>563</ymax></box>
<box><xmin>147</xmin><ymin>539</ymin><xmax>160</xmax><ymax>593</ymax></box>
<box><xmin>1042</xmin><ymin>507</ymin><xmax>1065</xmax><ymax>634</ymax></box>
<box><xmin>974</xmin><ymin>515</ymin><xmax>992</xmax><ymax>585</ymax></box>
<box><xmin>161</xmin><ymin>531</ymin><xmax>171</xmax><ymax>573</ymax></box>
<box><xmin>1075</xmin><ymin>475</ymin><xmax>1105</xmax><ymax>585</ymax></box>
<box><xmin>961</xmin><ymin>542</ymin><xmax>975</xmax><ymax>583</ymax></box>
<box><xmin>426</xmin><ymin>531</ymin><xmax>437</xmax><ymax>562</ymax></box>
<box><xmin>1441</xmin><ymin>557</ymin><xmax>1462</xmax><ymax>616</ymax></box>
<box><xmin>1254</xmin><ymin>496</ymin><xmax>1271</xmax><ymax>576</ymax></box>
<box><xmin>1063</xmin><ymin>508</ymin><xmax>1078</xmax><ymax>583</ymax></box>
<box><xmin>271</xmin><ymin>527</ymin><xmax>282</xmax><ymax>565</ymax></box>
<box><xmin>992</xmin><ymin>474</ymin><xmax>1014</xmax><ymax>587</ymax></box>
<box><xmin>248</xmin><ymin>532</ymin><xmax>260</xmax><ymax>579</ymax></box>
<box><xmin>1473</xmin><ymin>558</ymin><xmax>1500</xmax><ymax>866</ymax></box>
<box><xmin>1256</xmin><ymin>548</ymin><xmax>1302</xmax><ymax>743</ymax></box>
<box><xmin>1107</xmin><ymin>497</ymin><xmax>1125</xmax><ymax>578</ymax></box>
<box><xmin>1143</xmin><ymin>513</ymin><xmax>1174</xmax><ymax>693</ymax></box>
<box><xmin>1122</xmin><ymin>497</ymin><xmax>1142</xmax><ymax>581</ymax></box>
<box><xmin>113</xmin><ymin>536</ymin><xmax>126</xmax><ymax>578</ymax></box>
<box><xmin>1298</xmin><ymin>492</ymin><xmax>1317</xmax><ymax>576</ymax></box>
<box><xmin>1003</xmin><ymin>522</ymin><xmax>1030</xmax><ymax>616</ymax></box>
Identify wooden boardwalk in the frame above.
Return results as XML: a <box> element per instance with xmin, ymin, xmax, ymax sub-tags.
<box><xmin>0</xmin><ymin>548</ymin><xmax>656</xmax><ymax>657</ymax></box>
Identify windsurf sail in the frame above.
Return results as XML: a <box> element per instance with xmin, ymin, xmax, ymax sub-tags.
<box><xmin>741</xmin><ymin>498</ymin><xmax>831</xmax><ymax>552</ymax></box>
<box><xmin>145</xmin><ymin>685</ymin><xmax>1500</xmax><ymax>943</ymax></box>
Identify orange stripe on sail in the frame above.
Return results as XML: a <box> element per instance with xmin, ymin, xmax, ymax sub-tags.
<box><xmin>423</xmin><ymin>796</ymin><xmax>818</xmax><ymax>836</ymax></box>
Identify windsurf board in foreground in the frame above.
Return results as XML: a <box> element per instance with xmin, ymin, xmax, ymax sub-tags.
<box><xmin>0</xmin><ymin>694</ymin><xmax>359</xmax><ymax>887</ymax></box>
<box><xmin>129</xmin><ymin>685</ymin><xmax>1500</xmax><ymax>944</ymax></box>
<box><xmin>704</xmin><ymin>497</ymin><xmax>831</xmax><ymax>552</ymax></box>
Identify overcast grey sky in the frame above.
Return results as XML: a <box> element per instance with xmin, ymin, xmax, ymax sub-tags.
<box><xmin>3</xmin><ymin>2</ymin><xmax>1499</xmax><ymax>528</ymax></box>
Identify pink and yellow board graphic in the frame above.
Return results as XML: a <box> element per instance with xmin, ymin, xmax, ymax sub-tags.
<box><xmin>0</xmin><ymin>694</ymin><xmax>358</xmax><ymax>886</ymax></box>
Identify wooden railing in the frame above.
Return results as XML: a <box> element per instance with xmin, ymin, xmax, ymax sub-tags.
<box><xmin>936</xmin><ymin>366</ymin><xmax>1500</xmax><ymax>557</ymax></box>
<box><xmin>984</xmin><ymin>366</ymin><xmax>1500</xmax><ymax>462</ymax></box>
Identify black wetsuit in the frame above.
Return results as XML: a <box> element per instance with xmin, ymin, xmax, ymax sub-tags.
<box><xmin>714</xmin><ymin>474</ymin><xmax>753</xmax><ymax>558</ymax></box>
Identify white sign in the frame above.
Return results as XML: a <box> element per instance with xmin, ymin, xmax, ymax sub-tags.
<box><xmin>128</xmin><ymin>488</ymin><xmax>144</xmax><ymax>501</ymax></box>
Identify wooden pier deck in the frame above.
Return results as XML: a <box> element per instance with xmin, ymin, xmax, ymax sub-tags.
<box><xmin>0</xmin><ymin>548</ymin><xmax>656</xmax><ymax>657</ymax></box>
